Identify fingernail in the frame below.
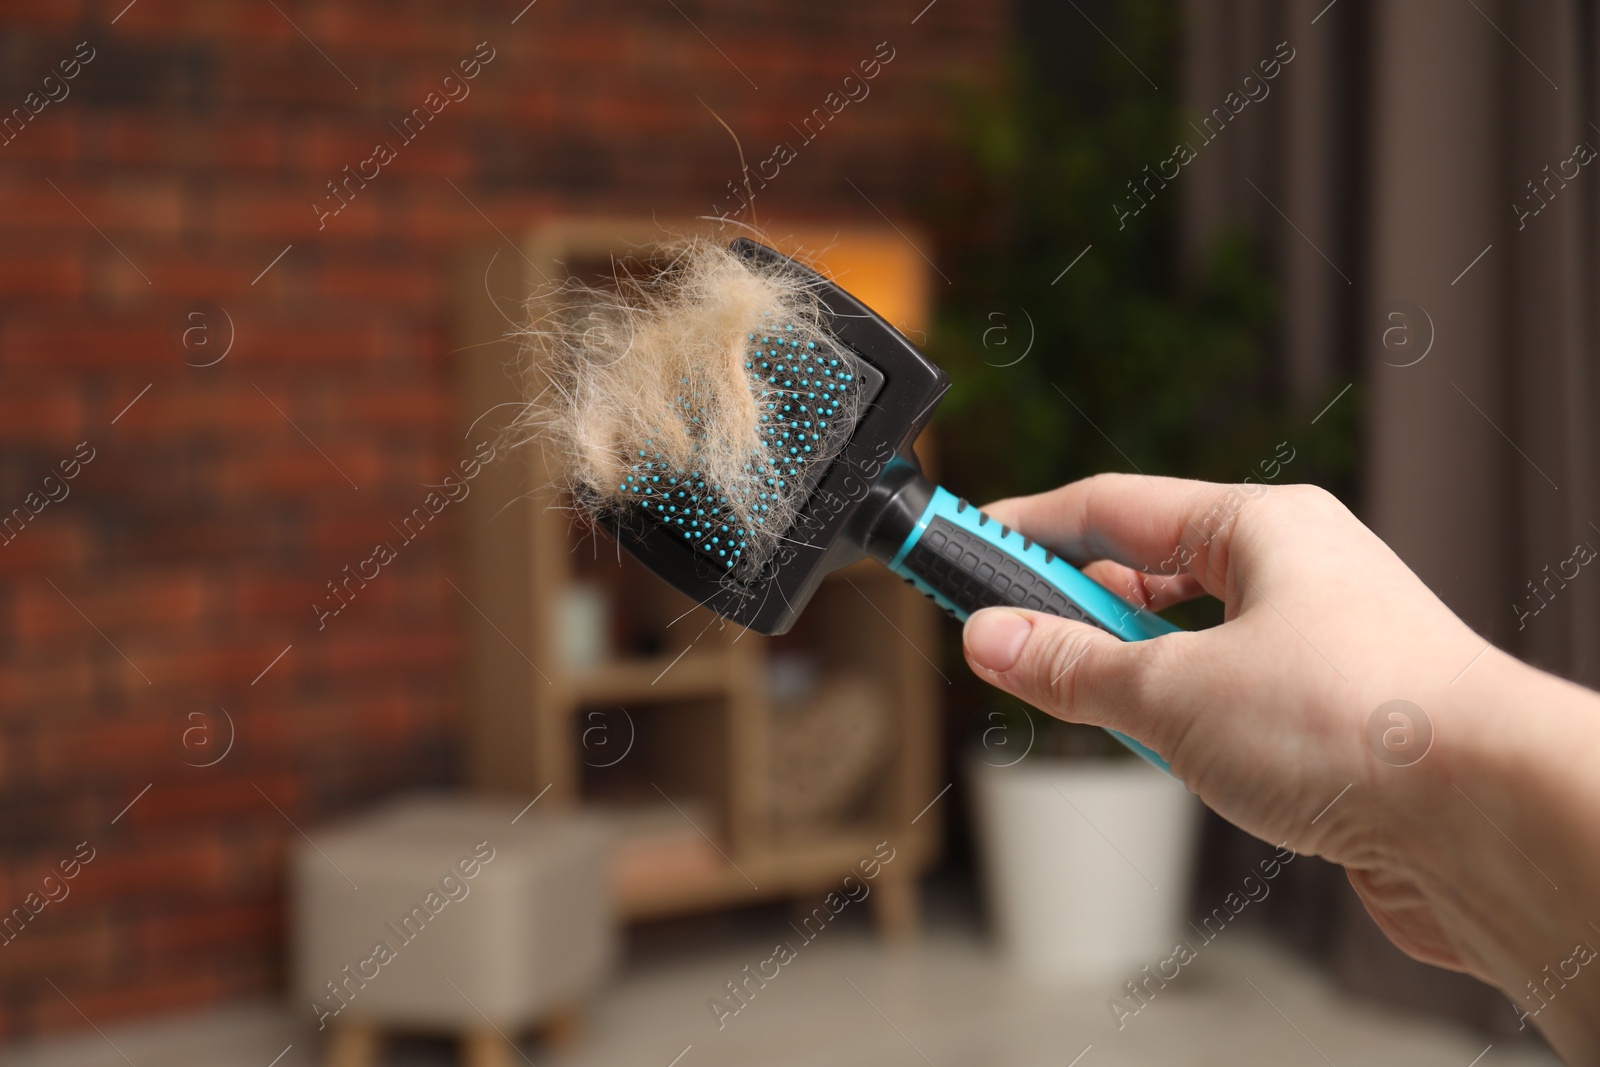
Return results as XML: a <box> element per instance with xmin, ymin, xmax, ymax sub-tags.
<box><xmin>965</xmin><ymin>609</ymin><xmax>1033</xmax><ymax>673</ymax></box>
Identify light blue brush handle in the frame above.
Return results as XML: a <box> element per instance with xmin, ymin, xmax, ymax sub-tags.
<box><xmin>885</xmin><ymin>485</ymin><xmax>1178</xmax><ymax>772</ymax></box>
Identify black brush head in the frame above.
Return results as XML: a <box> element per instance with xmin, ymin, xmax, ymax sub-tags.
<box><xmin>602</xmin><ymin>238</ymin><xmax>949</xmax><ymax>634</ymax></box>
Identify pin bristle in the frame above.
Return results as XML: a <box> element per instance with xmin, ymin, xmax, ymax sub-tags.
<box><xmin>514</xmin><ymin>237</ymin><xmax>859</xmax><ymax>576</ymax></box>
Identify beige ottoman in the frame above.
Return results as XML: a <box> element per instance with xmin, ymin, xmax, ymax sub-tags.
<box><xmin>290</xmin><ymin>794</ymin><xmax>614</xmax><ymax>1067</ymax></box>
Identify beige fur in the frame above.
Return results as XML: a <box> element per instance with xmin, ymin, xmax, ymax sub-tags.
<box><xmin>516</xmin><ymin>237</ymin><xmax>856</xmax><ymax>571</ymax></box>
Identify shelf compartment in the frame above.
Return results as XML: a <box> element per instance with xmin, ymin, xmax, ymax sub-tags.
<box><xmin>570</xmin><ymin>648</ymin><xmax>746</xmax><ymax>703</ymax></box>
<box><xmin>611</xmin><ymin>825</ymin><xmax>919</xmax><ymax>921</ymax></box>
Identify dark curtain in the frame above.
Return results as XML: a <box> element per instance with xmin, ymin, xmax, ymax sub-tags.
<box><xmin>1182</xmin><ymin>0</ymin><xmax>1599</xmax><ymax>1042</ymax></box>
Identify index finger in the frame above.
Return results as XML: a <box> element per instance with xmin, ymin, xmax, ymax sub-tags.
<box><xmin>982</xmin><ymin>473</ymin><xmax>1260</xmax><ymax>591</ymax></box>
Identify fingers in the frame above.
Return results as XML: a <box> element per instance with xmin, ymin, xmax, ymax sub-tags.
<box><xmin>963</xmin><ymin>606</ymin><xmax>1176</xmax><ymax>748</ymax></box>
<box><xmin>1081</xmin><ymin>559</ymin><xmax>1207</xmax><ymax>612</ymax></box>
<box><xmin>983</xmin><ymin>473</ymin><xmax>1263</xmax><ymax>593</ymax></box>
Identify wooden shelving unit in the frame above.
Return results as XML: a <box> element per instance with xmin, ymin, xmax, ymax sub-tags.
<box><xmin>454</xmin><ymin>219</ymin><xmax>943</xmax><ymax>938</ymax></box>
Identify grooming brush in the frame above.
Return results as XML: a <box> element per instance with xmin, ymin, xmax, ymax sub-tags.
<box><xmin>587</xmin><ymin>238</ymin><xmax>1178</xmax><ymax>772</ymax></box>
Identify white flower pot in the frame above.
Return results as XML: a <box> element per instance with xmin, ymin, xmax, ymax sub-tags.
<box><xmin>970</xmin><ymin>756</ymin><xmax>1201</xmax><ymax>981</ymax></box>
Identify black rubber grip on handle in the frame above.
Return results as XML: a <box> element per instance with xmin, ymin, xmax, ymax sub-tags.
<box><xmin>900</xmin><ymin>516</ymin><xmax>1105</xmax><ymax>630</ymax></box>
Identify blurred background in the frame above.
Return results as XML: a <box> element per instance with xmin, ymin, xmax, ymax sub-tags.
<box><xmin>2</xmin><ymin>0</ymin><xmax>1596</xmax><ymax>1064</ymax></box>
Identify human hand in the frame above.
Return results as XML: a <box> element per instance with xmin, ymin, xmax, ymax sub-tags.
<box><xmin>962</xmin><ymin>474</ymin><xmax>1600</xmax><ymax>1060</ymax></box>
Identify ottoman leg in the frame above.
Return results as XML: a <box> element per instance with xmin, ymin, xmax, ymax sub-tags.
<box><xmin>461</xmin><ymin>1028</ymin><xmax>520</xmax><ymax>1067</ymax></box>
<box><xmin>324</xmin><ymin>1021</ymin><xmax>380</xmax><ymax>1067</ymax></box>
<box><xmin>872</xmin><ymin>873</ymin><xmax>920</xmax><ymax>942</ymax></box>
<box><xmin>541</xmin><ymin>1005</ymin><xmax>584</xmax><ymax>1051</ymax></box>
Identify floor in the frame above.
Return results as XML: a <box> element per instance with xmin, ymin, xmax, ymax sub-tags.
<box><xmin>0</xmin><ymin>926</ymin><xmax>1557</xmax><ymax>1067</ymax></box>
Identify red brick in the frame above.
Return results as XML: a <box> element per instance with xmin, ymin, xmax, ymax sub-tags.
<box><xmin>215</xmin><ymin>444</ymin><xmax>383</xmax><ymax>496</ymax></box>
<box><xmin>0</xmin><ymin>917</ymin><xmax>116</xmax><ymax>985</ymax></box>
<box><xmin>131</xmin><ymin>901</ymin><xmax>278</xmax><ymax>962</ymax></box>
<box><xmin>207</xmin><ymin>183</ymin><xmax>382</xmax><ymax>241</ymax></box>
<box><xmin>134</xmin><ymin>639</ymin><xmax>300</xmax><ymax>694</ymax></box>
<box><xmin>0</xmin><ymin>319</ymin><xmax>169</xmax><ymax>369</ymax></box>
<box><xmin>0</xmin><ymin>655</ymin><xmax>97</xmax><ymax>716</ymax></box>
<box><xmin>90</xmin><ymin>518</ymin><xmax>246</xmax><ymax>568</ymax></box>
<box><xmin>220</xmin><ymin>55</ymin><xmax>361</xmax><ymax>110</ymax></box>
<box><xmin>214</xmin><ymin>120</ymin><xmax>285</xmax><ymax>171</ymax></box>
<box><xmin>13</xmin><ymin>572</ymin><xmax>209</xmax><ymax>650</ymax></box>
<box><xmin>91</xmin><ymin>255</ymin><xmax>162</xmax><ymax>305</ymax></box>
<box><xmin>301</xmin><ymin>565</ymin><xmax>406</xmax><ymax>619</ymax></box>
<box><xmin>336</xmin><ymin>385</ymin><xmax>451</xmax><ymax>426</ymax></box>
<box><xmin>0</xmin><ymin>177</ymin><xmax>95</xmax><ymax>235</ymax></box>
<box><xmin>137</xmin><ymin>572</ymin><xmax>214</xmax><ymax>629</ymax></box>
<box><xmin>127</xmin><ymin>255</ymin><xmax>259</xmax><ymax>298</ymax></box>
<box><xmin>355</xmin><ymin>691</ymin><xmax>461</xmax><ymax>746</ymax></box>
<box><xmin>0</xmin><ymin>249</ymin><xmax>84</xmax><ymax>301</ymax></box>
<box><xmin>321</xmin><ymin>630</ymin><xmax>456</xmax><ymax>675</ymax></box>
<box><xmin>9</xmin><ymin>586</ymin><xmax>97</xmax><ymax>651</ymax></box>
<box><xmin>1</xmin><ymin>809</ymin><xmax>102</xmax><ymax>866</ymax></box>
<box><xmin>380</xmin><ymin>447</ymin><xmax>449</xmax><ymax>489</ymax></box>
<box><xmin>389</xmin><ymin>135</ymin><xmax>476</xmax><ymax>181</ymax></box>
<box><xmin>228</xmin><ymin>573</ymin><xmax>328</xmax><ymax>623</ymax></box>
<box><xmin>210</xmin><ymin>957</ymin><xmax>279</xmax><ymax>1004</ymax></box>
<box><xmin>240</xmin><ymin>323</ymin><xmax>387</xmax><ymax>364</ymax></box>
<box><xmin>385</xmin><ymin>190</ymin><xmax>487</xmax><ymax>245</ymax></box>
<box><xmin>27</xmin><ymin>718</ymin><xmax>170</xmax><ymax>786</ymax></box>
<box><xmin>0</xmin><ymin>0</ymin><xmax>81</xmax><ymax>20</ymax></box>
<box><xmin>0</xmin><ymin>108</ymin><xmax>82</xmax><ymax>165</ymax></box>
<box><xmin>0</xmin><ymin>522</ymin><xmax>90</xmax><ymax>578</ymax></box>
<box><xmin>235</xmin><ymin>701</ymin><xmax>350</xmax><ymax>756</ymax></box>
<box><xmin>284</xmin><ymin>121</ymin><xmax>384</xmax><ymax>172</ymax></box>
<box><xmin>311</xmin><ymin>6</ymin><xmax>457</xmax><ymax>52</ymax></box>
<box><xmin>111</xmin><ymin>384</ymin><xmax>286</xmax><ymax>441</ymax></box>
<box><xmin>505</xmin><ymin>86</ymin><xmax>566</xmax><ymax>126</ymax></box>
<box><xmin>121</xmin><ymin>779</ymin><xmax>283</xmax><ymax>830</ymax></box>
<box><xmin>317</xmin><ymin>261</ymin><xmax>444</xmax><ymax>305</ymax></box>
<box><xmin>65</xmin><ymin>837</ymin><xmax>230</xmax><ymax>908</ymax></box>
<box><xmin>112</xmin><ymin>0</ymin><xmax>285</xmax><ymax>43</ymax></box>
<box><xmin>0</xmin><ymin>385</ymin><xmax>86</xmax><ymax>440</ymax></box>
<box><xmin>57</xmin><ymin>179</ymin><xmax>186</xmax><ymax>239</ymax></box>
<box><xmin>224</xmin><ymin>2</ymin><xmax>304</xmax><ymax>43</ymax></box>
<box><xmin>88</xmin><ymin>115</ymin><xmax>282</xmax><ymax>172</ymax></box>
<box><xmin>308</xmin><ymin>509</ymin><xmax>441</xmax><ymax>557</ymax></box>
<box><xmin>216</xmin><ymin>824</ymin><xmax>293</xmax><ymax>897</ymax></box>
<box><xmin>6</xmin><ymin>838</ymin><xmax>96</xmax><ymax>887</ymax></box>
<box><xmin>244</xmin><ymin>771</ymin><xmax>308</xmax><ymax>815</ymax></box>
<box><xmin>28</xmin><ymin>969</ymin><xmax>223</xmax><ymax>1034</ymax></box>
<box><xmin>86</xmin><ymin>115</ymin><xmax>167</xmax><ymax>170</ymax></box>
<box><xmin>89</xmin><ymin>0</ymin><xmax>213</xmax><ymax>36</ymax></box>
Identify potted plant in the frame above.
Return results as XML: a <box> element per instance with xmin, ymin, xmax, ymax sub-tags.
<box><xmin>931</xmin><ymin>0</ymin><xmax>1352</xmax><ymax>980</ymax></box>
<box><xmin>969</xmin><ymin>698</ymin><xmax>1201</xmax><ymax>980</ymax></box>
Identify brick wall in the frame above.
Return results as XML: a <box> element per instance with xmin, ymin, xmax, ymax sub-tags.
<box><xmin>0</xmin><ymin>0</ymin><xmax>1007</xmax><ymax>1039</ymax></box>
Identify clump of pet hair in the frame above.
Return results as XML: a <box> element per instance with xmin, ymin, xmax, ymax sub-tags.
<box><xmin>515</xmin><ymin>236</ymin><xmax>857</xmax><ymax>572</ymax></box>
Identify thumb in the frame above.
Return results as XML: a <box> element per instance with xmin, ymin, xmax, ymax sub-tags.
<box><xmin>962</xmin><ymin>607</ymin><xmax>1151</xmax><ymax>733</ymax></box>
